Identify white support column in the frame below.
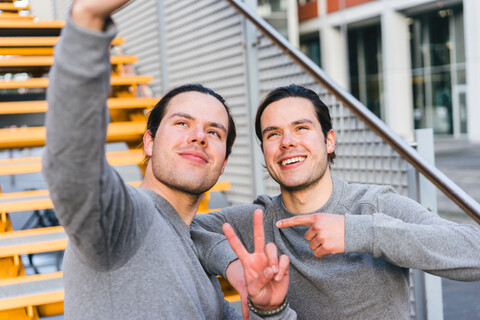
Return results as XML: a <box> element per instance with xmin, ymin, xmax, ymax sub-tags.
<box><xmin>381</xmin><ymin>8</ymin><xmax>414</xmax><ymax>141</ymax></box>
<box><xmin>320</xmin><ymin>26</ymin><xmax>349</xmax><ymax>90</ymax></box>
<box><xmin>464</xmin><ymin>0</ymin><xmax>480</xmax><ymax>143</ymax></box>
<box><xmin>415</xmin><ymin>128</ymin><xmax>444</xmax><ymax>320</ymax></box>
<box><xmin>287</xmin><ymin>0</ymin><xmax>299</xmax><ymax>48</ymax></box>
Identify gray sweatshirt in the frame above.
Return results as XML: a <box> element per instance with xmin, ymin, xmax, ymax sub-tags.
<box><xmin>192</xmin><ymin>176</ymin><xmax>480</xmax><ymax>319</ymax></box>
<box><xmin>43</xmin><ymin>16</ymin><xmax>295</xmax><ymax>320</ymax></box>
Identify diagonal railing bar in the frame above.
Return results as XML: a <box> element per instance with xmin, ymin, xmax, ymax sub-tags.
<box><xmin>226</xmin><ymin>0</ymin><xmax>480</xmax><ymax>223</ymax></box>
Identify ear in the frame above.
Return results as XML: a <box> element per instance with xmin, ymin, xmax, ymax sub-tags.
<box><xmin>143</xmin><ymin>130</ymin><xmax>154</xmax><ymax>157</ymax></box>
<box><xmin>220</xmin><ymin>157</ymin><xmax>229</xmax><ymax>175</ymax></box>
<box><xmin>260</xmin><ymin>143</ymin><xmax>264</xmax><ymax>154</ymax></box>
<box><xmin>326</xmin><ymin>129</ymin><xmax>336</xmax><ymax>154</ymax></box>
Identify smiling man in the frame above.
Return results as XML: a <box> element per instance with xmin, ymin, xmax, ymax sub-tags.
<box><xmin>42</xmin><ymin>0</ymin><xmax>295</xmax><ymax>319</ymax></box>
<box><xmin>193</xmin><ymin>84</ymin><xmax>480</xmax><ymax>319</ymax></box>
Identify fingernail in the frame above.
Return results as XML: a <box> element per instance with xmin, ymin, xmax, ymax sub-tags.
<box><xmin>272</xmin><ymin>265</ymin><xmax>278</xmax><ymax>273</ymax></box>
<box><xmin>276</xmin><ymin>221</ymin><xmax>282</xmax><ymax>227</ymax></box>
<box><xmin>264</xmin><ymin>268</ymin><xmax>272</xmax><ymax>277</ymax></box>
<box><xmin>275</xmin><ymin>274</ymin><xmax>282</xmax><ymax>281</ymax></box>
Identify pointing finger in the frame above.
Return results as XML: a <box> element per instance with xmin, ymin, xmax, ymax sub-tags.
<box><xmin>276</xmin><ymin>214</ymin><xmax>317</xmax><ymax>228</ymax></box>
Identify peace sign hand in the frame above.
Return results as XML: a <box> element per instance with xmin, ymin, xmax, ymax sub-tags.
<box><xmin>223</xmin><ymin>209</ymin><xmax>290</xmax><ymax>311</ymax></box>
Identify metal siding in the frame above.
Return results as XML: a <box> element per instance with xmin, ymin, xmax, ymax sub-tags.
<box><xmin>37</xmin><ymin>0</ymin><xmax>411</xmax><ymax>204</ymax></box>
<box><xmin>53</xmin><ymin>0</ymin><xmax>71</xmax><ymax>20</ymax></box>
<box><xmin>29</xmin><ymin>0</ymin><xmax>56</xmax><ymax>20</ymax></box>
<box><xmin>163</xmin><ymin>0</ymin><xmax>254</xmax><ymax>205</ymax></box>
<box><xmin>256</xmin><ymin>33</ymin><xmax>411</xmax><ymax>197</ymax></box>
<box><xmin>113</xmin><ymin>0</ymin><xmax>163</xmax><ymax>96</ymax></box>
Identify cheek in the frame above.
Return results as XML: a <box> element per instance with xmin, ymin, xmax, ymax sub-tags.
<box><xmin>262</xmin><ymin>145</ymin><xmax>276</xmax><ymax>163</ymax></box>
<box><xmin>211</xmin><ymin>141</ymin><xmax>228</xmax><ymax>159</ymax></box>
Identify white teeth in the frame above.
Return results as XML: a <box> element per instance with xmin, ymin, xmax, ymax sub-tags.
<box><xmin>281</xmin><ymin>157</ymin><xmax>305</xmax><ymax>166</ymax></box>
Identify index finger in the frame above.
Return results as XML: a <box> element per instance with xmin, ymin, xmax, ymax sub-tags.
<box><xmin>276</xmin><ymin>214</ymin><xmax>317</xmax><ymax>228</ymax></box>
<box><xmin>223</xmin><ymin>223</ymin><xmax>249</xmax><ymax>260</ymax></box>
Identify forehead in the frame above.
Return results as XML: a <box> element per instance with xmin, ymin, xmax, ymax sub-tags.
<box><xmin>260</xmin><ymin>97</ymin><xmax>319</xmax><ymax>127</ymax></box>
<box><xmin>165</xmin><ymin>91</ymin><xmax>229</xmax><ymax>125</ymax></box>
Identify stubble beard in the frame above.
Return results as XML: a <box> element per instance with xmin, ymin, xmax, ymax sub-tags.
<box><xmin>151</xmin><ymin>161</ymin><xmax>219</xmax><ymax>196</ymax></box>
<box><xmin>270</xmin><ymin>158</ymin><xmax>329</xmax><ymax>193</ymax></box>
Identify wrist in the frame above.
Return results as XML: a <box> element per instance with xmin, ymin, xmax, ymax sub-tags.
<box><xmin>247</xmin><ymin>297</ymin><xmax>288</xmax><ymax>317</ymax></box>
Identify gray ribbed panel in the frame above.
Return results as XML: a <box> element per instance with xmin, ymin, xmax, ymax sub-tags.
<box><xmin>113</xmin><ymin>0</ymin><xmax>163</xmax><ymax>96</ymax></box>
<box><xmin>163</xmin><ymin>0</ymin><xmax>254</xmax><ymax>204</ymax></box>
<box><xmin>29</xmin><ymin>0</ymin><xmax>56</xmax><ymax>20</ymax></box>
<box><xmin>256</xmin><ymin>34</ymin><xmax>411</xmax><ymax>197</ymax></box>
<box><xmin>51</xmin><ymin>0</ymin><xmax>71</xmax><ymax>20</ymax></box>
<box><xmin>39</xmin><ymin>0</ymin><xmax>410</xmax><ymax>202</ymax></box>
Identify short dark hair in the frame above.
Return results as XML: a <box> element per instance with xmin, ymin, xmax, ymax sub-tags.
<box><xmin>147</xmin><ymin>84</ymin><xmax>236</xmax><ymax>158</ymax></box>
<box><xmin>255</xmin><ymin>84</ymin><xmax>335</xmax><ymax>164</ymax></box>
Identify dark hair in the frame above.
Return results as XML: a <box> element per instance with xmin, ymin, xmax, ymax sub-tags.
<box><xmin>147</xmin><ymin>84</ymin><xmax>236</xmax><ymax>158</ymax></box>
<box><xmin>255</xmin><ymin>84</ymin><xmax>335</xmax><ymax>164</ymax></box>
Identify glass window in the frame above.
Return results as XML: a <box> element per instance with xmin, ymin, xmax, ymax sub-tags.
<box><xmin>300</xmin><ymin>32</ymin><xmax>321</xmax><ymax>67</ymax></box>
<box><xmin>409</xmin><ymin>5</ymin><xmax>465</xmax><ymax>136</ymax></box>
<box><xmin>348</xmin><ymin>24</ymin><xmax>382</xmax><ymax>118</ymax></box>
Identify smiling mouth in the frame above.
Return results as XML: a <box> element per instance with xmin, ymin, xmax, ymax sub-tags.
<box><xmin>281</xmin><ymin>157</ymin><xmax>306</xmax><ymax>166</ymax></box>
<box><xmin>179</xmin><ymin>152</ymin><xmax>209</xmax><ymax>164</ymax></box>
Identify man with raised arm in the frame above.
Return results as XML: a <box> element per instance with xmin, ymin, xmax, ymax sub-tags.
<box><xmin>43</xmin><ymin>0</ymin><xmax>295</xmax><ymax>319</ymax></box>
<box><xmin>193</xmin><ymin>84</ymin><xmax>480</xmax><ymax>319</ymax></box>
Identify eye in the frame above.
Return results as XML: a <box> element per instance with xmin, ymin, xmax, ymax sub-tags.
<box><xmin>297</xmin><ymin>126</ymin><xmax>309</xmax><ymax>131</ymax></box>
<box><xmin>208</xmin><ymin>129</ymin><xmax>221</xmax><ymax>138</ymax></box>
<box><xmin>175</xmin><ymin>121</ymin><xmax>188</xmax><ymax>127</ymax></box>
<box><xmin>266</xmin><ymin>132</ymin><xmax>278</xmax><ymax>139</ymax></box>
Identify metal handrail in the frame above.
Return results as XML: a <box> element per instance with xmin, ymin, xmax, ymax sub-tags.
<box><xmin>226</xmin><ymin>0</ymin><xmax>480</xmax><ymax>224</ymax></box>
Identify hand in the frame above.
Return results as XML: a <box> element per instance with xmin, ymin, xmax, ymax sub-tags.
<box><xmin>225</xmin><ymin>259</ymin><xmax>249</xmax><ymax>320</ymax></box>
<box><xmin>223</xmin><ymin>209</ymin><xmax>290</xmax><ymax>313</ymax></box>
<box><xmin>72</xmin><ymin>0</ymin><xmax>132</xmax><ymax>30</ymax></box>
<box><xmin>276</xmin><ymin>213</ymin><xmax>345</xmax><ymax>258</ymax></box>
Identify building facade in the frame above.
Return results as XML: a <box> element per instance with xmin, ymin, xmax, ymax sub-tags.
<box><xmin>273</xmin><ymin>0</ymin><xmax>480</xmax><ymax>143</ymax></box>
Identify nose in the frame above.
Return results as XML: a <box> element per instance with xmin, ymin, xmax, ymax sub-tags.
<box><xmin>280</xmin><ymin>132</ymin><xmax>296</xmax><ymax>149</ymax></box>
<box><xmin>190</xmin><ymin>126</ymin><xmax>207</xmax><ymax>146</ymax></box>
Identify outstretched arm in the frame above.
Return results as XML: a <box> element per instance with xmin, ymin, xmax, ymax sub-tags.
<box><xmin>43</xmin><ymin>0</ymin><xmax>147</xmax><ymax>269</ymax></box>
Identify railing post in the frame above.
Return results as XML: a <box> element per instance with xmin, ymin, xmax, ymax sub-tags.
<box><xmin>243</xmin><ymin>0</ymin><xmax>266</xmax><ymax>197</ymax></box>
<box><xmin>414</xmin><ymin>128</ymin><xmax>444</xmax><ymax>320</ymax></box>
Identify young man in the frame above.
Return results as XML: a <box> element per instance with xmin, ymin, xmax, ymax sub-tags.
<box><xmin>43</xmin><ymin>0</ymin><xmax>294</xmax><ymax>319</ymax></box>
<box><xmin>193</xmin><ymin>84</ymin><xmax>480</xmax><ymax>319</ymax></box>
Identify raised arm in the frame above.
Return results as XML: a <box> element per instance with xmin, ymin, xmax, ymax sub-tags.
<box><xmin>43</xmin><ymin>0</ymin><xmax>147</xmax><ymax>269</ymax></box>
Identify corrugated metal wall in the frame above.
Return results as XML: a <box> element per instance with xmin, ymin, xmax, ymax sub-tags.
<box><xmin>113</xmin><ymin>0</ymin><xmax>163</xmax><ymax>96</ymax></box>
<box><xmin>29</xmin><ymin>0</ymin><xmax>411</xmax><ymax>202</ymax></box>
<box><xmin>163</xmin><ymin>0</ymin><xmax>256</xmax><ymax>204</ymax></box>
<box><xmin>29</xmin><ymin>0</ymin><xmax>57</xmax><ymax>20</ymax></box>
<box><xmin>256</xmin><ymin>33</ymin><xmax>411</xmax><ymax>197</ymax></box>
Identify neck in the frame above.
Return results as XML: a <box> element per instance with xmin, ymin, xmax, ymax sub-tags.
<box><xmin>280</xmin><ymin>170</ymin><xmax>333</xmax><ymax>214</ymax></box>
<box><xmin>139</xmin><ymin>167</ymin><xmax>201</xmax><ymax>226</ymax></box>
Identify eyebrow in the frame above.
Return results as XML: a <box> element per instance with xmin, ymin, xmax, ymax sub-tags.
<box><xmin>169</xmin><ymin>112</ymin><xmax>227</xmax><ymax>133</ymax></box>
<box><xmin>291</xmin><ymin>119</ymin><xmax>315</xmax><ymax>126</ymax></box>
<box><xmin>262</xmin><ymin>118</ymin><xmax>315</xmax><ymax>136</ymax></box>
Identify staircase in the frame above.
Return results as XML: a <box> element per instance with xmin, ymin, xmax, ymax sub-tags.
<box><xmin>0</xmin><ymin>2</ymin><xmax>157</xmax><ymax>318</ymax></box>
